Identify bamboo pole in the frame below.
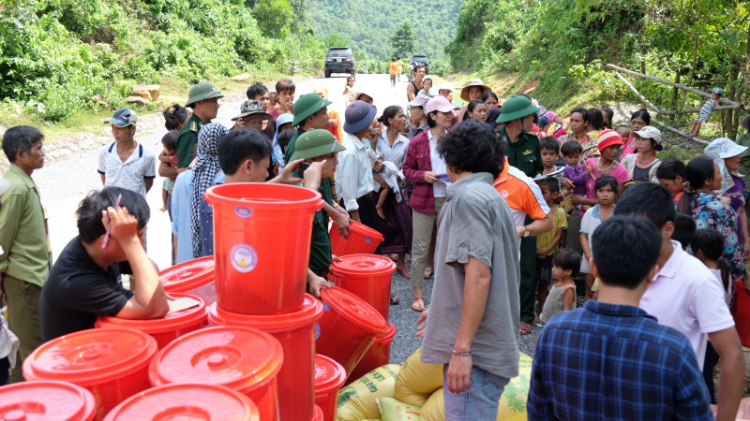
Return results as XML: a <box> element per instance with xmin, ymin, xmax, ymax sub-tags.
<box><xmin>605</xmin><ymin>63</ymin><xmax>741</xmax><ymax>107</ymax></box>
<box><xmin>652</xmin><ymin>118</ymin><xmax>710</xmax><ymax>145</ymax></box>
<box><xmin>612</xmin><ymin>71</ymin><xmax>660</xmax><ymax>112</ymax></box>
<box><xmin>658</xmin><ymin>105</ymin><xmax>739</xmax><ymax>115</ymax></box>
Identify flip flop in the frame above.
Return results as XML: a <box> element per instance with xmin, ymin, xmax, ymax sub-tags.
<box><xmin>390</xmin><ymin>295</ymin><xmax>400</xmax><ymax>305</ymax></box>
<box><xmin>424</xmin><ymin>267</ymin><xmax>434</xmax><ymax>279</ymax></box>
<box><xmin>411</xmin><ymin>298</ymin><xmax>425</xmax><ymax>312</ymax></box>
<box><xmin>520</xmin><ymin>322</ymin><xmax>533</xmax><ymax>336</ymax></box>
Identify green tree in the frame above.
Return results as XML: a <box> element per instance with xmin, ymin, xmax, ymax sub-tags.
<box><xmin>252</xmin><ymin>0</ymin><xmax>293</xmax><ymax>38</ymax></box>
<box><xmin>390</xmin><ymin>21</ymin><xmax>415</xmax><ymax>58</ymax></box>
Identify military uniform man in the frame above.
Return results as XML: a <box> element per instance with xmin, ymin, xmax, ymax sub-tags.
<box><xmin>495</xmin><ymin>95</ymin><xmax>553</xmax><ymax>336</ymax></box>
<box><xmin>496</xmin><ymin>96</ymin><xmax>543</xmax><ymax>178</ymax></box>
<box><xmin>176</xmin><ymin>82</ymin><xmax>224</xmax><ymax>169</ymax></box>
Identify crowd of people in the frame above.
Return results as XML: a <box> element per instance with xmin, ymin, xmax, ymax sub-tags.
<box><xmin>2</xmin><ymin>66</ymin><xmax>750</xmax><ymax>420</ymax></box>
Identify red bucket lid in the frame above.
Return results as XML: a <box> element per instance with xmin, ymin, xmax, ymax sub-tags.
<box><xmin>23</xmin><ymin>328</ymin><xmax>157</xmax><ymax>386</ymax></box>
<box><xmin>205</xmin><ymin>183</ymin><xmax>323</xmax><ymax>210</ymax></box>
<box><xmin>97</xmin><ymin>293</ymin><xmax>208</xmax><ymax>334</ymax></box>
<box><xmin>160</xmin><ymin>256</ymin><xmax>215</xmax><ymax>293</ymax></box>
<box><xmin>312</xmin><ymin>405</ymin><xmax>324</xmax><ymax>421</ymax></box>
<box><xmin>208</xmin><ymin>294</ymin><xmax>322</xmax><ymax>331</ymax></box>
<box><xmin>376</xmin><ymin>322</ymin><xmax>398</xmax><ymax>343</ymax></box>
<box><xmin>149</xmin><ymin>326</ymin><xmax>283</xmax><ymax>392</ymax></box>
<box><xmin>349</xmin><ymin>221</ymin><xmax>385</xmax><ymax>242</ymax></box>
<box><xmin>314</xmin><ymin>354</ymin><xmax>346</xmax><ymax>394</ymax></box>
<box><xmin>320</xmin><ymin>287</ymin><xmax>388</xmax><ymax>335</ymax></box>
<box><xmin>330</xmin><ymin>254</ymin><xmax>396</xmax><ymax>276</ymax></box>
<box><xmin>104</xmin><ymin>383</ymin><xmax>260</xmax><ymax>421</ymax></box>
<box><xmin>0</xmin><ymin>380</ymin><xmax>96</xmax><ymax>421</ymax></box>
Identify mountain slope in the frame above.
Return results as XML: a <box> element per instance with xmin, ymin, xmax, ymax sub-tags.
<box><xmin>309</xmin><ymin>0</ymin><xmax>463</xmax><ymax>60</ymax></box>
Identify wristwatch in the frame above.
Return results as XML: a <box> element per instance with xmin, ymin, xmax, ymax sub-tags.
<box><xmin>523</xmin><ymin>225</ymin><xmax>530</xmax><ymax>238</ymax></box>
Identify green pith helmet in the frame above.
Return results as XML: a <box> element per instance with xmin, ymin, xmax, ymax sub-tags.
<box><xmin>290</xmin><ymin>129</ymin><xmax>345</xmax><ymax>161</ymax></box>
<box><xmin>186</xmin><ymin>82</ymin><xmax>224</xmax><ymax>107</ymax></box>
<box><xmin>292</xmin><ymin>93</ymin><xmax>333</xmax><ymax>127</ymax></box>
<box><xmin>496</xmin><ymin>95</ymin><xmax>539</xmax><ymax>124</ymax></box>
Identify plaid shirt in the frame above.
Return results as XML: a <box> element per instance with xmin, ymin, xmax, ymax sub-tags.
<box><xmin>528</xmin><ymin>300</ymin><xmax>712</xmax><ymax>421</ymax></box>
<box><xmin>403</xmin><ymin>130</ymin><xmax>437</xmax><ymax>214</ymax></box>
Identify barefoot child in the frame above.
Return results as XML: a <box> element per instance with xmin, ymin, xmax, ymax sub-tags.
<box><xmin>535</xmin><ymin>177</ymin><xmax>567</xmax><ymax>323</ymax></box>
<box><xmin>159</xmin><ymin>132</ymin><xmax>178</xmax><ymax>216</ymax></box>
<box><xmin>540</xmin><ymin>248</ymin><xmax>580</xmax><ymax>323</ymax></box>
<box><xmin>580</xmin><ymin>175</ymin><xmax>618</xmax><ymax>300</ymax></box>
<box><xmin>690</xmin><ymin>87</ymin><xmax>723</xmax><ymax>136</ymax></box>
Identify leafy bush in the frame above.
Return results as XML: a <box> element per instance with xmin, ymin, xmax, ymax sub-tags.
<box><xmin>0</xmin><ymin>0</ymin><xmax>327</xmax><ymax>122</ymax></box>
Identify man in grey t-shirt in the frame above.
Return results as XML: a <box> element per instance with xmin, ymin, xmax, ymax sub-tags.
<box><xmin>417</xmin><ymin>120</ymin><xmax>520</xmax><ymax>419</ymax></box>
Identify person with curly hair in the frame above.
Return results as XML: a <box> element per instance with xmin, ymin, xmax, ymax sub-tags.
<box><xmin>418</xmin><ymin>119</ymin><xmax>520</xmax><ymax>419</ymax></box>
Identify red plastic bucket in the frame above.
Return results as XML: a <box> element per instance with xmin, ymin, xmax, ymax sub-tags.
<box><xmin>204</xmin><ymin>183</ymin><xmax>323</xmax><ymax>315</ymax></box>
<box><xmin>316</xmin><ymin>287</ymin><xmax>388</xmax><ymax>378</ymax></box>
<box><xmin>733</xmin><ymin>279</ymin><xmax>750</xmax><ymax>347</ymax></box>
<box><xmin>96</xmin><ymin>292</ymin><xmax>208</xmax><ymax>349</ymax></box>
<box><xmin>350</xmin><ymin>323</ymin><xmax>397</xmax><ymax>381</ymax></box>
<box><xmin>329</xmin><ymin>254</ymin><xmax>396</xmax><ymax>320</ymax></box>
<box><xmin>104</xmin><ymin>383</ymin><xmax>260</xmax><ymax>421</ymax></box>
<box><xmin>208</xmin><ymin>294</ymin><xmax>323</xmax><ymax>421</ymax></box>
<box><xmin>160</xmin><ymin>256</ymin><xmax>216</xmax><ymax>304</ymax></box>
<box><xmin>149</xmin><ymin>326</ymin><xmax>283</xmax><ymax>421</ymax></box>
<box><xmin>0</xmin><ymin>380</ymin><xmax>96</xmax><ymax>421</ymax></box>
<box><xmin>329</xmin><ymin>220</ymin><xmax>384</xmax><ymax>256</ymax></box>
<box><xmin>23</xmin><ymin>328</ymin><xmax>157</xmax><ymax>420</ymax></box>
<box><xmin>314</xmin><ymin>355</ymin><xmax>346</xmax><ymax>421</ymax></box>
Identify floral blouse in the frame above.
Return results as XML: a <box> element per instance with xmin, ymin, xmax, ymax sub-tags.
<box><xmin>690</xmin><ymin>192</ymin><xmax>747</xmax><ymax>279</ymax></box>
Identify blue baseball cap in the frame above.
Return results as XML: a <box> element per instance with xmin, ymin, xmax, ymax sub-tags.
<box><xmin>105</xmin><ymin>107</ymin><xmax>137</xmax><ymax>127</ymax></box>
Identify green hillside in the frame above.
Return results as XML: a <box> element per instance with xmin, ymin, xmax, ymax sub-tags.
<box><xmin>309</xmin><ymin>0</ymin><xmax>463</xmax><ymax>61</ymax></box>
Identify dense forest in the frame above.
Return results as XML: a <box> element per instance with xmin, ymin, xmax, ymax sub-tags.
<box><xmin>0</xmin><ymin>0</ymin><xmax>335</xmax><ymax>121</ymax></box>
<box><xmin>447</xmin><ymin>0</ymin><xmax>750</xmax><ymax>136</ymax></box>
<box><xmin>308</xmin><ymin>0</ymin><xmax>462</xmax><ymax>62</ymax></box>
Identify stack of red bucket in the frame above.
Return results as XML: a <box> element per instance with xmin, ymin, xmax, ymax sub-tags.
<box><xmin>4</xmin><ymin>183</ymin><xmax>402</xmax><ymax>420</ymax></box>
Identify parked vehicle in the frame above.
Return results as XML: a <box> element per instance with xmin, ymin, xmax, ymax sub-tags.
<box><xmin>325</xmin><ymin>47</ymin><xmax>355</xmax><ymax>78</ymax></box>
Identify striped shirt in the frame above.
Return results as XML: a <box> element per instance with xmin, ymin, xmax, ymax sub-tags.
<box><xmin>697</xmin><ymin>99</ymin><xmax>717</xmax><ymax>123</ymax></box>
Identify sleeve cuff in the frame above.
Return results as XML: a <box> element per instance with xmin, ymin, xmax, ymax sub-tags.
<box><xmin>144</xmin><ymin>175</ymin><xmax>156</xmax><ymax>179</ymax></box>
<box><xmin>345</xmin><ymin>199</ymin><xmax>359</xmax><ymax>211</ymax></box>
<box><xmin>97</xmin><ymin>170</ymin><xmax>105</xmax><ymax>175</ymax></box>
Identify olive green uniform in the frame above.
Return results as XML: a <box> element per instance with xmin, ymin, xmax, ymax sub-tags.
<box><xmin>176</xmin><ymin>114</ymin><xmax>205</xmax><ymax>168</ymax></box>
<box><xmin>498</xmin><ymin>126</ymin><xmax>543</xmax><ymax>178</ymax></box>
<box><xmin>497</xmin><ymin>125</ymin><xmax>544</xmax><ymax>325</ymax></box>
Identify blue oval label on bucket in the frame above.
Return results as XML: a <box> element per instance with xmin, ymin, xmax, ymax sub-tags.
<box><xmin>323</xmin><ymin>303</ymin><xmax>331</xmax><ymax>311</ymax></box>
<box><xmin>230</xmin><ymin>244</ymin><xmax>258</xmax><ymax>273</ymax></box>
<box><xmin>365</xmin><ymin>237</ymin><xmax>373</xmax><ymax>243</ymax></box>
<box><xmin>315</xmin><ymin>323</ymin><xmax>321</xmax><ymax>340</ymax></box>
<box><xmin>235</xmin><ymin>207</ymin><xmax>252</xmax><ymax>218</ymax></box>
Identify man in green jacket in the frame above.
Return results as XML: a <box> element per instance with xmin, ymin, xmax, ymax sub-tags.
<box><xmin>290</xmin><ymin>130</ymin><xmax>346</xmax><ymax>276</ymax></box>
<box><xmin>0</xmin><ymin>126</ymin><xmax>51</xmax><ymax>382</ymax></box>
<box><xmin>176</xmin><ymin>82</ymin><xmax>224</xmax><ymax>169</ymax></box>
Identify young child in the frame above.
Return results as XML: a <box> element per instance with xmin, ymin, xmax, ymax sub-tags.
<box><xmin>691</xmin><ymin>228</ymin><xmax>732</xmax><ymax>405</ymax></box>
<box><xmin>614</xmin><ymin>124</ymin><xmax>630</xmax><ymax>145</ymax></box>
<box><xmin>690</xmin><ymin>87</ymin><xmax>723</xmax><ymax>136</ymax></box>
<box><xmin>562</xmin><ymin>140</ymin><xmax>591</xmax><ymax>208</ymax></box>
<box><xmin>343</xmin><ymin>75</ymin><xmax>356</xmax><ymax>106</ymax></box>
<box><xmin>271</xmin><ymin>79</ymin><xmax>296</xmax><ymax>118</ymax></box>
<box><xmin>540</xmin><ymin>248</ymin><xmax>580</xmax><ymax>323</ymax></box>
<box><xmin>535</xmin><ymin>177</ymin><xmax>568</xmax><ymax>323</ymax></box>
<box><xmin>418</xmin><ymin>77</ymin><xmax>433</xmax><ymax>97</ymax></box>
<box><xmin>580</xmin><ymin>175</ymin><xmax>618</xmax><ymax>300</ymax></box>
<box><xmin>540</xmin><ymin>137</ymin><xmax>573</xmax><ymax>213</ymax></box>
<box><xmin>159</xmin><ymin>131</ymin><xmax>178</xmax><ymax>216</ymax></box>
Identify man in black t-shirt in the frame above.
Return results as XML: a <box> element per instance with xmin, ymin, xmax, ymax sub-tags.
<box><xmin>40</xmin><ymin>187</ymin><xmax>169</xmax><ymax>342</ymax></box>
